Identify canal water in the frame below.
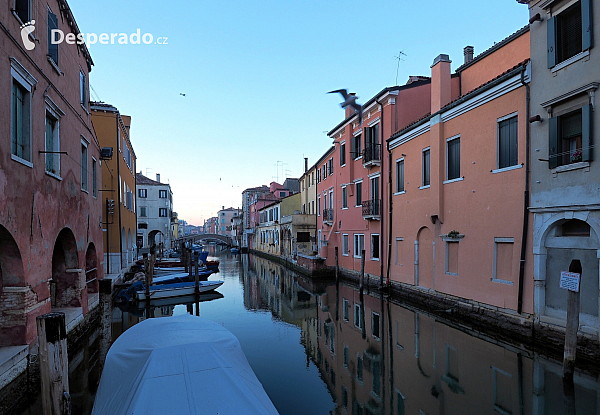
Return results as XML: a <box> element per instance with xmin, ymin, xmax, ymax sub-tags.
<box><xmin>16</xmin><ymin>246</ymin><xmax>600</xmax><ymax>414</ymax></box>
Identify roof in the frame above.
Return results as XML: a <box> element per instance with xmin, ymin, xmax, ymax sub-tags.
<box><xmin>389</xmin><ymin>59</ymin><xmax>530</xmax><ymax>141</ymax></box>
<box><xmin>136</xmin><ymin>173</ymin><xmax>168</xmax><ymax>186</ymax></box>
<box><xmin>57</xmin><ymin>0</ymin><xmax>94</xmax><ymax>70</ymax></box>
<box><xmin>455</xmin><ymin>25</ymin><xmax>530</xmax><ymax>73</ymax></box>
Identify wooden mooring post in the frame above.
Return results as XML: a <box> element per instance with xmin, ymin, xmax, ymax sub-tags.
<box><xmin>563</xmin><ymin>259</ymin><xmax>582</xmax><ymax>379</ymax></box>
<box><xmin>99</xmin><ymin>279</ymin><xmax>112</xmax><ymax>367</ymax></box>
<box><xmin>194</xmin><ymin>251</ymin><xmax>200</xmax><ymax>294</ymax></box>
<box><xmin>359</xmin><ymin>249</ymin><xmax>365</xmax><ymax>293</ymax></box>
<box><xmin>37</xmin><ymin>312</ymin><xmax>70</xmax><ymax>415</ymax></box>
<box><xmin>335</xmin><ymin>247</ymin><xmax>339</xmax><ymax>284</ymax></box>
<box><xmin>188</xmin><ymin>249</ymin><xmax>193</xmax><ymax>278</ymax></box>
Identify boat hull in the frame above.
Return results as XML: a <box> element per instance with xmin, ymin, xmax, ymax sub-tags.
<box><xmin>136</xmin><ymin>280</ymin><xmax>223</xmax><ymax>301</ymax></box>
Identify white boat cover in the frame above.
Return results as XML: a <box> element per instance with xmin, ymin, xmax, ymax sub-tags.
<box><xmin>92</xmin><ymin>315</ymin><xmax>279</xmax><ymax>415</ymax></box>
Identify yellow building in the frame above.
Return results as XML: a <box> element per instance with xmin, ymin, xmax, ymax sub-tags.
<box><xmin>91</xmin><ymin>103</ymin><xmax>137</xmax><ymax>277</ymax></box>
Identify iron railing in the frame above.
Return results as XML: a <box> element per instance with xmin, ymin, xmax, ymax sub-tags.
<box><xmin>362</xmin><ymin>144</ymin><xmax>381</xmax><ymax>164</ymax></box>
<box><xmin>362</xmin><ymin>199</ymin><xmax>381</xmax><ymax>218</ymax></box>
<box><xmin>322</xmin><ymin>209</ymin><xmax>334</xmax><ymax>222</ymax></box>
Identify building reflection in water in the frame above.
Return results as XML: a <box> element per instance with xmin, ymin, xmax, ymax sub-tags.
<box><xmin>244</xmin><ymin>255</ymin><xmax>599</xmax><ymax>415</ymax></box>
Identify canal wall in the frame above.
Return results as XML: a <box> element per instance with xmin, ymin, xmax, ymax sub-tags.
<box><xmin>251</xmin><ymin>250</ymin><xmax>600</xmax><ymax>367</ymax></box>
<box><xmin>0</xmin><ymin>303</ymin><xmax>102</xmax><ymax>415</ymax></box>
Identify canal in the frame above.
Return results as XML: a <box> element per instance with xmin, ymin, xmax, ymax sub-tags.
<box><xmin>16</xmin><ymin>247</ymin><xmax>600</xmax><ymax>414</ymax></box>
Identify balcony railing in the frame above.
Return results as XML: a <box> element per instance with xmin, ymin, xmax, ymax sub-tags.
<box><xmin>362</xmin><ymin>199</ymin><xmax>381</xmax><ymax>220</ymax></box>
<box><xmin>322</xmin><ymin>209</ymin><xmax>333</xmax><ymax>222</ymax></box>
<box><xmin>362</xmin><ymin>144</ymin><xmax>381</xmax><ymax>166</ymax></box>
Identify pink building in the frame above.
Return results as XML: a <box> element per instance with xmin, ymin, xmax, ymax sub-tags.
<box><xmin>320</xmin><ymin>80</ymin><xmax>432</xmax><ymax>281</ymax></box>
<box><xmin>0</xmin><ymin>0</ymin><xmax>103</xmax><ymax>347</ymax></box>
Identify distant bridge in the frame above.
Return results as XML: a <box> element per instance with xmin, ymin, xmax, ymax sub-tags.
<box><xmin>174</xmin><ymin>233</ymin><xmax>233</xmax><ymax>246</ymax></box>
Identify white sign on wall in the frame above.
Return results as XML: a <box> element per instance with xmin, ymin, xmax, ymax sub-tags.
<box><xmin>560</xmin><ymin>271</ymin><xmax>581</xmax><ymax>292</ymax></box>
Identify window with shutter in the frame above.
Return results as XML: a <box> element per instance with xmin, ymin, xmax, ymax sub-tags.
<box><xmin>498</xmin><ymin>116</ymin><xmax>518</xmax><ymax>169</ymax></box>
<box><xmin>447</xmin><ymin>137</ymin><xmax>460</xmax><ymax>180</ymax></box>
<box><xmin>549</xmin><ymin>105</ymin><xmax>592</xmax><ymax>168</ymax></box>
<box><xmin>548</xmin><ymin>0</ymin><xmax>593</xmax><ymax>68</ymax></box>
<box><xmin>48</xmin><ymin>10</ymin><xmax>59</xmax><ymax>65</ymax></box>
<box><xmin>15</xmin><ymin>0</ymin><xmax>30</xmax><ymax>23</ymax></box>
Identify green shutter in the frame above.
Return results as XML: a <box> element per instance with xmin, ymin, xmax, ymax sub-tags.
<box><xmin>581</xmin><ymin>0</ymin><xmax>593</xmax><ymax>51</ymax></box>
<box><xmin>48</xmin><ymin>11</ymin><xmax>59</xmax><ymax>64</ymax></box>
<box><xmin>549</xmin><ymin>116</ymin><xmax>559</xmax><ymax>169</ymax></box>
<box><xmin>548</xmin><ymin>16</ymin><xmax>557</xmax><ymax>68</ymax></box>
<box><xmin>582</xmin><ymin>104</ymin><xmax>592</xmax><ymax>162</ymax></box>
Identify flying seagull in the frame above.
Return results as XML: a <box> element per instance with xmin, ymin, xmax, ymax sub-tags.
<box><xmin>328</xmin><ymin>89</ymin><xmax>363</xmax><ymax>125</ymax></box>
<box><xmin>180</xmin><ymin>93</ymin><xmax>186</xmax><ymax>97</ymax></box>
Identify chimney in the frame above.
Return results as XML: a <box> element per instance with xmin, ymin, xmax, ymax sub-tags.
<box><xmin>345</xmin><ymin>93</ymin><xmax>357</xmax><ymax>118</ymax></box>
<box><xmin>431</xmin><ymin>54</ymin><xmax>452</xmax><ymax>113</ymax></box>
<box><xmin>304</xmin><ymin>157</ymin><xmax>308</xmax><ymax>173</ymax></box>
<box><xmin>463</xmin><ymin>46</ymin><xmax>474</xmax><ymax>64</ymax></box>
<box><xmin>156</xmin><ymin>173</ymin><xmax>160</xmax><ymax>182</ymax></box>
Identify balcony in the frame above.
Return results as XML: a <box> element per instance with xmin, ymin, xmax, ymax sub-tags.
<box><xmin>322</xmin><ymin>209</ymin><xmax>333</xmax><ymax>223</ymax></box>
<box><xmin>362</xmin><ymin>199</ymin><xmax>381</xmax><ymax>220</ymax></box>
<box><xmin>362</xmin><ymin>144</ymin><xmax>381</xmax><ymax>167</ymax></box>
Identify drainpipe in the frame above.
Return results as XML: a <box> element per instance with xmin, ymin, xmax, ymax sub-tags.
<box><xmin>517</xmin><ymin>65</ymin><xmax>530</xmax><ymax>314</ymax></box>
<box><xmin>116</xmin><ymin>115</ymin><xmax>124</xmax><ymax>270</ymax></box>
<box><xmin>377</xmin><ymin>98</ymin><xmax>385</xmax><ymax>289</ymax></box>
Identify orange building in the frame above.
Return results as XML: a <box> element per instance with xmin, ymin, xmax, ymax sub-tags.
<box><xmin>388</xmin><ymin>27</ymin><xmax>532</xmax><ymax>313</ymax></box>
<box><xmin>91</xmin><ymin>103</ymin><xmax>137</xmax><ymax>278</ymax></box>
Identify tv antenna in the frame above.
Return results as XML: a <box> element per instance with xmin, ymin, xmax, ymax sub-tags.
<box><xmin>394</xmin><ymin>50</ymin><xmax>407</xmax><ymax>85</ymax></box>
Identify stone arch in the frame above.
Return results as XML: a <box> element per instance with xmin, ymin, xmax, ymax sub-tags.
<box><xmin>51</xmin><ymin>228</ymin><xmax>81</xmax><ymax>308</ymax></box>
<box><xmin>0</xmin><ymin>225</ymin><xmax>27</xmax><ymax>346</ymax></box>
<box><xmin>416</xmin><ymin>227</ymin><xmax>434</xmax><ymax>289</ymax></box>
<box><xmin>85</xmin><ymin>243</ymin><xmax>98</xmax><ymax>294</ymax></box>
<box><xmin>534</xmin><ymin>213</ymin><xmax>600</xmax><ymax>328</ymax></box>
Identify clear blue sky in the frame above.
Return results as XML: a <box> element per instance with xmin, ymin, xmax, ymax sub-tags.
<box><xmin>69</xmin><ymin>0</ymin><xmax>528</xmax><ymax>226</ymax></box>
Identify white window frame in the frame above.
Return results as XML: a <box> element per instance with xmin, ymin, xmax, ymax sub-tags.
<box><xmin>10</xmin><ymin>58</ymin><xmax>36</xmax><ymax>167</ymax></box>
<box><xmin>495</xmin><ymin>112</ymin><xmax>520</xmax><ymax>172</ymax></box>
<box><xmin>44</xmin><ymin>99</ymin><xmax>63</xmax><ymax>178</ymax></box>
<box><xmin>91</xmin><ymin>157</ymin><xmax>97</xmax><ymax>198</ymax></box>
<box><xmin>354</xmin><ymin>303</ymin><xmax>364</xmax><ymax>330</ymax></box>
<box><xmin>395</xmin><ymin>157</ymin><xmax>405</xmax><ymax>194</ymax></box>
<box><xmin>395</xmin><ymin>237</ymin><xmax>404</xmax><ymax>266</ymax></box>
<box><xmin>444</xmin><ymin>134</ymin><xmax>462</xmax><ymax>184</ymax></box>
<box><xmin>444</xmin><ymin>240</ymin><xmax>459</xmax><ymax>276</ymax></box>
<box><xmin>353</xmin><ymin>234</ymin><xmax>365</xmax><ymax>258</ymax></box>
<box><xmin>340</xmin><ymin>140</ymin><xmax>346</xmax><ymax>167</ymax></box>
<box><xmin>354</xmin><ymin>180</ymin><xmax>363</xmax><ymax>207</ymax></box>
<box><xmin>492</xmin><ymin>237</ymin><xmax>515</xmax><ymax>285</ymax></box>
<box><xmin>81</xmin><ymin>138</ymin><xmax>89</xmax><ymax>192</ymax></box>
<box><xmin>372</xmin><ymin>311</ymin><xmax>380</xmax><ymax>339</ymax></box>
<box><xmin>421</xmin><ymin>147</ymin><xmax>431</xmax><ymax>189</ymax></box>
<box><xmin>371</xmin><ymin>234</ymin><xmax>380</xmax><ymax>261</ymax></box>
<box><xmin>342</xmin><ymin>186</ymin><xmax>348</xmax><ymax>209</ymax></box>
<box><xmin>342</xmin><ymin>234</ymin><xmax>349</xmax><ymax>256</ymax></box>
<box><xmin>342</xmin><ymin>298</ymin><xmax>349</xmax><ymax>321</ymax></box>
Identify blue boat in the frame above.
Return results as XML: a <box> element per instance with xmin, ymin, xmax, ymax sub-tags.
<box><xmin>230</xmin><ymin>247</ymin><xmax>240</xmax><ymax>254</ymax></box>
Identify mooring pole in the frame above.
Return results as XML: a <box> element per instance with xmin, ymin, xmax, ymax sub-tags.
<box><xmin>98</xmin><ymin>279</ymin><xmax>112</xmax><ymax>368</ymax></box>
<box><xmin>188</xmin><ymin>249</ymin><xmax>193</xmax><ymax>278</ymax></box>
<box><xmin>563</xmin><ymin>259</ymin><xmax>582</xmax><ymax>379</ymax></box>
<box><xmin>194</xmin><ymin>251</ymin><xmax>200</xmax><ymax>294</ymax></box>
<box><xmin>359</xmin><ymin>249</ymin><xmax>366</xmax><ymax>293</ymax></box>
<box><xmin>335</xmin><ymin>247</ymin><xmax>339</xmax><ymax>284</ymax></box>
<box><xmin>143</xmin><ymin>252</ymin><xmax>150</xmax><ymax>302</ymax></box>
<box><xmin>37</xmin><ymin>312</ymin><xmax>70</xmax><ymax>415</ymax></box>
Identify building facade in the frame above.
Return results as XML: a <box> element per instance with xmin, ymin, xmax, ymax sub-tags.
<box><xmin>217</xmin><ymin>206</ymin><xmax>240</xmax><ymax>236</ymax></box>
<box><xmin>136</xmin><ymin>173</ymin><xmax>173</xmax><ymax>255</ymax></box>
<box><xmin>522</xmin><ymin>0</ymin><xmax>600</xmax><ymax>332</ymax></box>
<box><xmin>0</xmin><ymin>0</ymin><xmax>102</xmax><ymax>347</ymax></box>
<box><xmin>91</xmin><ymin>103</ymin><xmax>137</xmax><ymax>276</ymax></box>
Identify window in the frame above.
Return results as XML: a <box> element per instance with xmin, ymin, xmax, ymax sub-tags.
<box><xmin>549</xmin><ymin>106</ymin><xmax>591</xmax><ymax>168</ymax></box>
<box><xmin>371</xmin><ymin>234</ymin><xmax>380</xmax><ymax>260</ymax></box>
<box><xmin>445</xmin><ymin>241</ymin><xmax>459</xmax><ymax>275</ymax></box>
<box><xmin>397</xmin><ymin>390</ymin><xmax>406</xmax><ymax>415</ymax></box>
<box><xmin>48</xmin><ymin>9</ymin><xmax>59</xmax><ymax>65</ymax></box>
<box><xmin>343</xmin><ymin>298</ymin><xmax>349</xmax><ymax>321</ymax></box>
<box><xmin>221</xmin><ymin>219</ymin><xmax>225</xmax><ymax>224</ymax></box>
<box><xmin>11</xmin><ymin>77</ymin><xmax>32</xmax><ymax>163</ymax></box>
<box><xmin>45</xmin><ymin>111</ymin><xmax>60</xmax><ymax>175</ymax></box>
<box><xmin>422</xmin><ymin>148</ymin><xmax>430</xmax><ymax>187</ymax></box>
<box><xmin>547</xmin><ymin>0</ymin><xmax>592</xmax><ymax>68</ymax></box>
<box><xmin>395</xmin><ymin>237</ymin><xmax>404</xmax><ymax>266</ymax></box>
<box><xmin>447</xmin><ymin>136</ymin><xmax>460</xmax><ymax>180</ymax></box>
<box><xmin>279</xmin><ymin>191</ymin><xmax>286</xmax><ymax>197</ymax></box>
<box><xmin>353</xmin><ymin>234</ymin><xmax>365</xmax><ymax>258</ymax></box>
<box><xmin>159</xmin><ymin>190</ymin><xmax>167</xmax><ymax>198</ymax></box>
<box><xmin>140</xmin><ymin>207</ymin><xmax>147</xmax><ymax>217</ymax></box>
<box><xmin>159</xmin><ymin>208</ymin><xmax>167</xmax><ymax>217</ymax></box>
<box><xmin>356</xmin><ymin>355</ymin><xmax>363</xmax><ymax>381</ymax></box>
<box><xmin>138</xmin><ymin>189</ymin><xmax>147</xmax><ymax>198</ymax></box>
<box><xmin>372</xmin><ymin>311</ymin><xmax>380</xmax><ymax>338</ymax></box>
<box><xmin>138</xmin><ymin>223</ymin><xmax>148</xmax><ymax>229</ymax></box>
<box><xmin>80</xmin><ymin>70</ymin><xmax>87</xmax><ymax>109</ymax></box>
<box><xmin>340</xmin><ymin>142</ymin><xmax>346</xmax><ymax>166</ymax></box>
<box><xmin>328</xmin><ymin>158</ymin><xmax>334</xmax><ymax>175</ymax></box>
<box><xmin>317</xmin><ymin>197</ymin><xmax>321</xmax><ymax>216</ymax></box>
<box><xmin>396</xmin><ymin>159</ymin><xmax>405</xmax><ymax>193</ymax></box>
<box><xmin>342</xmin><ymin>234</ymin><xmax>349</xmax><ymax>256</ymax></box>
<box><xmin>354</xmin><ymin>303</ymin><xmax>364</xmax><ymax>330</ymax></box>
<box><xmin>353</xmin><ymin>133</ymin><xmax>362</xmax><ymax>159</ymax></box>
<box><xmin>342</xmin><ymin>187</ymin><xmax>347</xmax><ymax>209</ymax></box>
<box><xmin>493</xmin><ymin>237</ymin><xmax>515</xmax><ymax>284</ymax></box>
<box><xmin>492</xmin><ymin>366</ymin><xmax>514</xmax><ymax>415</ymax></box>
<box><xmin>81</xmin><ymin>141</ymin><xmax>88</xmax><ymax>191</ymax></box>
<box><xmin>498</xmin><ymin>116</ymin><xmax>518</xmax><ymax>169</ymax></box>
<box><xmin>14</xmin><ymin>0</ymin><xmax>31</xmax><ymax>23</ymax></box>
<box><xmin>92</xmin><ymin>158</ymin><xmax>97</xmax><ymax>197</ymax></box>
<box><xmin>297</xmin><ymin>232</ymin><xmax>310</xmax><ymax>242</ymax></box>
<box><xmin>355</xmin><ymin>181</ymin><xmax>362</xmax><ymax>206</ymax></box>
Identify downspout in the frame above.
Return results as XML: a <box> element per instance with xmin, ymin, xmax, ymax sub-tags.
<box><xmin>116</xmin><ymin>115</ymin><xmax>124</xmax><ymax>270</ymax></box>
<box><xmin>378</xmin><ymin>98</ymin><xmax>385</xmax><ymax>288</ymax></box>
<box><xmin>517</xmin><ymin>65</ymin><xmax>530</xmax><ymax>314</ymax></box>
<box><xmin>386</xmin><ymin>138</ymin><xmax>393</xmax><ymax>288</ymax></box>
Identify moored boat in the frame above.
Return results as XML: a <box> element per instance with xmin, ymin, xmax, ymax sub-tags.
<box><xmin>136</xmin><ymin>280</ymin><xmax>224</xmax><ymax>301</ymax></box>
<box><xmin>92</xmin><ymin>315</ymin><xmax>279</xmax><ymax>415</ymax></box>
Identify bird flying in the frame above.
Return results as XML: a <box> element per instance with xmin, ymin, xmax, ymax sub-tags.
<box><xmin>180</xmin><ymin>93</ymin><xmax>186</xmax><ymax>97</ymax></box>
<box><xmin>328</xmin><ymin>89</ymin><xmax>363</xmax><ymax>125</ymax></box>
